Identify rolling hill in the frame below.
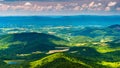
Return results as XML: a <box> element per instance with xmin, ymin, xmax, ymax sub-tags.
<box><xmin>29</xmin><ymin>53</ymin><xmax>90</xmax><ymax>68</ymax></box>
<box><xmin>0</xmin><ymin>32</ymin><xmax>66</xmax><ymax>59</ymax></box>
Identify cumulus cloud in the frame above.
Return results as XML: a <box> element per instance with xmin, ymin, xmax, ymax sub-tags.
<box><xmin>108</xmin><ymin>1</ymin><xmax>117</xmax><ymax>7</ymax></box>
<box><xmin>55</xmin><ymin>4</ymin><xmax>64</xmax><ymax>11</ymax></box>
<box><xmin>0</xmin><ymin>1</ymin><xmax>119</xmax><ymax>15</ymax></box>
<box><xmin>89</xmin><ymin>2</ymin><xmax>95</xmax><ymax>7</ymax></box>
<box><xmin>82</xmin><ymin>4</ymin><xmax>88</xmax><ymax>8</ymax></box>
<box><xmin>105</xmin><ymin>7</ymin><xmax>111</xmax><ymax>11</ymax></box>
<box><xmin>98</xmin><ymin>3</ymin><xmax>102</xmax><ymax>6</ymax></box>
<box><xmin>24</xmin><ymin>2</ymin><xmax>32</xmax><ymax>6</ymax></box>
<box><xmin>73</xmin><ymin>6</ymin><xmax>80</xmax><ymax>11</ymax></box>
<box><xmin>0</xmin><ymin>4</ymin><xmax>10</xmax><ymax>11</ymax></box>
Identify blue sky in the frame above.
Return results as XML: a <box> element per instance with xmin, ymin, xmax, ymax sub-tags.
<box><xmin>0</xmin><ymin>0</ymin><xmax>120</xmax><ymax>16</ymax></box>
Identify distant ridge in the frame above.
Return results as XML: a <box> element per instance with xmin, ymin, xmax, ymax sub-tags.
<box><xmin>108</xmin><ymin>24</ymin><xmax>120</xmax><ymax>31</ymax></box>
<box><xmin>0</xmin><ymin>16</ymin><xmax>120</xmax><ymax>27</ymax></box>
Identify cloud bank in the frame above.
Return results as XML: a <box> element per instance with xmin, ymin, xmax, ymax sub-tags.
<box><xmin>0</xmin><ymin>0</ymin><xmax>120</xmax><ymax>15</ymax></box>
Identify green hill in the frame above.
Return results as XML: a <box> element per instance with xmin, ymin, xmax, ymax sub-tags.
<box><xmin>29</xmin><ymin>52</ymin><xmax>110</xmax><ymax>68</ymax></box>
<box><xmin>29</xmin><ymin>53</ymin><xmax>90</xmax><ymax>68</ymax></box>
<box><xmin>0</xmin><ymin>32</ymin><xmax>66</xmax><ymax>58</ymax></box>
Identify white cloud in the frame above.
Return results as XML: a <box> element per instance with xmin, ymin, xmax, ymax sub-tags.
<box><xmin>35</xmin><ymin>6</ymin><xmax>44</xmax><ymax>11</ymax></box>
<box><xmin>24</xmin><ymin>2</ymin><xmax>32</xmax><ymax>6</ymax></box>
<box><xmin>98</xmin><ymin>3</ymin><xmax>102</xmax><ymax>6</ymax></box>
<box><xmin>73</xmin><ymin>6</ymin><xmax>80</xmax><ymax>11</ymax></box>
<box><xmin>0</xmin><ymin>1</ymin><xmax>119</xmax><ymax>14</ymax></box>
<box><xmin>0</xmin><ymin>4</ymin><xmax>10</xmax><ymax>11</ymax></box>
<box><xmin>105</xmin><ymin>7</ymin><xmax>110</xmax><ymax>11</ymax></box>
<box><xmin>82</xmin><ymin>4</ymin><xmax>88</xmax><ymax>8</ymax></box>
<box><xmin>108</xmin><ymin>2</ymin><xmax>117</xmax><ymax>7</ymax></box>
<box><xmin>55</xmin><ymin>4</ymin><xmax>64</xmax><ymax>11</ymax></box>
<box><xmin>89</xmin><ymin>2</ymin><xmax>95</xmax><ymax>7</ymax></box>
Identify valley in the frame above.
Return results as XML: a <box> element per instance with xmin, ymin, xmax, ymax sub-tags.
<box><xmin>0</xmin><ymin>24</ymin><xmax>120</xmax><ymax>68</ymax></box>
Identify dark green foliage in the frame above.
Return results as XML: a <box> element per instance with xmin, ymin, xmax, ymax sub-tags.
<box><xmin>103</xmin><ymin>50</ymin><xmax>120</xmax><ymax>62</ymax></box>
<box><xmin>39</xmin><ymin>58</ymin><xmax>88</xmax><ymax>68</ymax></box>
<box><xmin>0</xmin><ymin>32</ymin><xmax>66</xmax><ymax>59</ymax></box>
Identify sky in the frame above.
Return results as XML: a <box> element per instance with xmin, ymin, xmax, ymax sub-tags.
<box><xmin>0</xmin><ymin>0</ymin><xmax>120</xmax><ymax>16</ymax></box>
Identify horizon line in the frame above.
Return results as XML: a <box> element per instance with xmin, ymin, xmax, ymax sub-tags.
<box><xmin>0</xmin><ymin>14</ymin><xmax>120</xmax><ymax>17</ymax></box>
